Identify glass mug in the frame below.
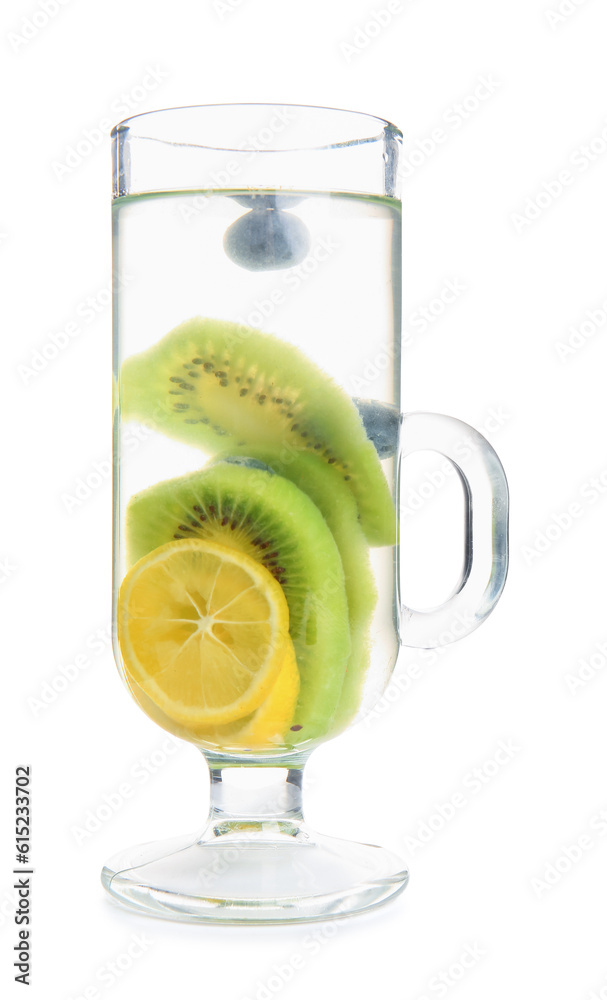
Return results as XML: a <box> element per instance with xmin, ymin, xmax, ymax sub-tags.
<box><xmin>103</xmin><ymin>104</ymin><xmax>509</xmax><ymax>922</ymax></box>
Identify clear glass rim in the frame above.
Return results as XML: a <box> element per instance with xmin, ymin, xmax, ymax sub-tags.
<box><xmin>110</xmin><ymin>102</ymin><xmax>402</xmax><ymax>154</ymax></box>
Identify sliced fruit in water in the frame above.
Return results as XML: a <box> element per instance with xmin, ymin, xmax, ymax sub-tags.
<box><xmin>221</xmin><ymin>451</ymin><xmax>378</xmax><ymax>732</ymax></box>
<box><xmin>205</xmin><ymin>639</ymin><xmax>300</xmax><ymax>747</ymax></box>
<box><xmin>126</xmin><ymin>629</ymin><xmax>300</xmax><ymax>750</ymax></box>
<box><xmin>117</xmin><ymin>538</ymin><xmax>290</xmax><ymax>727</ymax></box>
<box><xmin>124</xmin><ymin>461</ymin><xmax>351</xmax><ymax>740</ymax></box>
<box><xmin>120</xmin><ymin>316</ymin><xmax>395</xmax><ymax>545</ymax></box>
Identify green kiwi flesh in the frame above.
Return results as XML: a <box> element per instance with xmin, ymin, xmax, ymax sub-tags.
<box><xmin>221</xmin><ymin>450</ymin><xmax>378</xmax><ymax>732</ymax></box>
<box><xmin>125</xmin><ymin>461</ymin><xmax>351</xmax><ymax>742</ymax></box>
<box><xmin>121</xmin><ymin>316</ymin><xmax>395</xmax><ymax>546</ymax></box>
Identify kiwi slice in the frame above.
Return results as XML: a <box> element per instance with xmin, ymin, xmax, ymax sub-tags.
<box><xmin>125</xmin><ymin>461</ymin><xmax>351</xmax><ymax>742</ymax></box>
<box><xmin>221</xmin><ymin>451</ymin><xmax>377</xmax><ymax>733</ymax></box>
<box><xmin>121</xmin><ymin>316</ymin><xmax>395</xmax><ymax>546</ymax></box>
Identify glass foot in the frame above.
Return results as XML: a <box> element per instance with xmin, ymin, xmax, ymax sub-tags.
<box><xmin>101</xmin><ymin>826</ymin><xmax>408</xmax><ymax>924</ymax></box>
<box><xmin>101</xmin><ymin>764</ymin><xmax>408</xmax><ymax>923</ymax></box>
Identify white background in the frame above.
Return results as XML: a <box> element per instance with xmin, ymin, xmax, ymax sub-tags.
<box><xmin>3</xmin><ymin>0</ymin><xmax>607</xmax><ymax>998</ymax></box>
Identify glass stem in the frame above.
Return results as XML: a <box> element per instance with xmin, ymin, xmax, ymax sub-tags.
<box><xmin>203</xmin><ymin>761</ymin><xmax>306</xmax><ymax>833</ymax></box>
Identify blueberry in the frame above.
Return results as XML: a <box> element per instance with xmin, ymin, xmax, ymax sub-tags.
<box><xmin>223</xmin><ymin>208</ymin><xmax>311</xmax><ymax>272</ymax></box>
<box><xmin>353</xmin><ymin>398</ymin><xmax>400</xmax><ymax>459</ymax></box>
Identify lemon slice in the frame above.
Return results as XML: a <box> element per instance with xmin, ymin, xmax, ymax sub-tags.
<box><xmin>124</xmin><ymin>640</ymin><xmax>300</xmax><ymax>749</ymax></box>
<box><xmin>237</xmin><ymin>640</ymin><xmax>299</xmax><ymax>744</ymax></box>
<box><xmin>117</xmin><ymin>538</ymin><xmax>290</xmax><ymax>726</ymax></box>
<box><xmin>201</xmin><ymin>639</ymin><xmax>300</xmax><ymax>747</ymax></box>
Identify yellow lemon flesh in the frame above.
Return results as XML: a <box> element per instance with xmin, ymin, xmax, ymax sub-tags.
<box><xmin>125</xmin><ymin>636</ymin><xmax>300</xmax><ymax>750</ymax></box>
<box><xmin>202</xmin><ymin>639</ymin><xmax>300</xmax><ymax>747</ymax></box>
<box><xmin>118</xmin><ymin>538</ymin><xmax>291</xmax><ymax>727</ymax></box>
<box><xmin>236</xmin><ymin>640</ymin><xmax>300</xmax><ymax>744</ymax></box>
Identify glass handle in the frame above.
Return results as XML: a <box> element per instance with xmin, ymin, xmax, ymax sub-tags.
<box><xmin>397</xmin><ymin>412</ymin><xmax>509</xmax><ymax>648</ymax></box>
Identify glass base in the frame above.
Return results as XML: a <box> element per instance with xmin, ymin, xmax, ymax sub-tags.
<box><xmin>101</xmin><ymin>825</ymin><xmax>408</xmax><ymax>924</ymax></box>
<box><xmin>101</xmin><ymin>763</ymin><xmax>408</xmax><ymax>923</ymax></box>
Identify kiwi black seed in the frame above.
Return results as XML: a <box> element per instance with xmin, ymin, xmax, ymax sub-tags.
<box><xmin>162</xmin><ymin>362</ymin><xmax>347</xmax><ymax>476</ymax></box>
<box><xmin>121</xmin><ymin>317</ymin><xmax>396</xmax><ymax>546</ymax></box>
